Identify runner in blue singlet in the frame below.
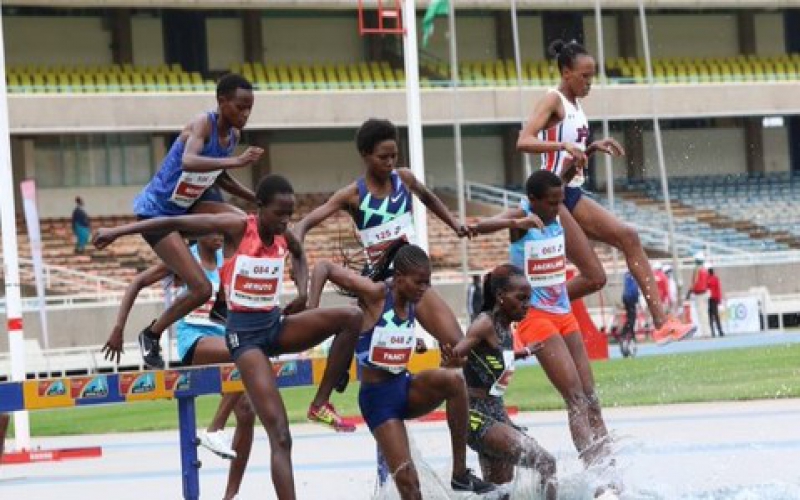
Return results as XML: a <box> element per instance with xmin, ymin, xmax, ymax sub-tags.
<box><xmin>126</xmin><ymin>73</ymin><xmax>264</xmax><ymax>369</ymax></box>
<box><xmin>308</xmin><ymin>242</ymin><xmax>495</xmax><ymax>499</ymax></box>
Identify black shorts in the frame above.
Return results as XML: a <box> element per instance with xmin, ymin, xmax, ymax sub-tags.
<box><xmin>136</xmin><ymin>187</ymin><xmax>226</xmax><ymax>248</ymax></box>
<box><xmin>563</xmin><ymin>186</ymin><xmax>584</xmax><ymax>212</ymax></box>
<box><xmin>225</xmin><ymin>308</ymin><xmax>285</xmax><ymax>362</ymax></box>
<box><xmin>467</xmin><ymin>396</ymin><xmax>511</xmax><ymax>456</ymax></box>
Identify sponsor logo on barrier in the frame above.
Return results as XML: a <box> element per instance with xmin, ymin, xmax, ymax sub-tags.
<box><xmin>38</xmin><ymin>380</ymin><xmax>66</xmax><ymax>397</ymax></box>
<box><xmin>164</xmin><ymin>371</ymin><xmax>191</xmax><ymax>392</ymax></box>
<box><xmin>275</xmin><ymin>361</ymin><xmax>297</xmax><ymax>378</ymax></box>
<box><xmin>221</xmin><ymin>365</ymin><xmax>241</xmax><ymax>383</ymax></box>
<box><xmin>119</xmin><ymin>373</ymin><xmax>156</xmax><ymax>395</ymax></box>
<box><xmin>71</xmin><ymin>376</ymin><xmax>109</xmax><ymax>399</ymax></box>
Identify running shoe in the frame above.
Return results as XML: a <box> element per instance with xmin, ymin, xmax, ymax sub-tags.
<box><xmin>307</xmin><ymin>402</ymin><xmax>356</xmax><ymax>432</ymax></box>
<box><xmin>652</xmin><ymin>316</ymin><xmax>696</xmax><ymax>345</ymax></box>
<box><xmin>138</xmin><ymin>321</ymin><xmax>164</xmax><ymax>369</ymax></box>
<box><xmin>198</xmin><ymin>429</ymin><xmax>236</xmax><ymax>460</ymax></box>
<box><xmin>451</xmin><ymin>468</ymin><xmax>496</xmax><ymax>494</ymax></box>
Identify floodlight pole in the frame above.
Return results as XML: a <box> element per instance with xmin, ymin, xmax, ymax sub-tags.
<box><xmin>447</xmin><ymin>1</ymin><xmax>470</xmax><ymax>289</ymax></box>
<box><xmin>593</xmin><ymin>0</ymin><xmax>622</xmax><ymax>280</ymax></box>
<box><xmin>637</xmin><ymin>0</ymin><xmax>683</xmax><ymax>295</ymax></box>
<box><xmin>510</xmin><ymin>0</ymin><xmax>533</xmax><ymax>179</ymax></box>
<box><xmin>402</xmin><ymin>0</ymin><xmax>429</xmax><ymax>253</ymax></box>
<box><xmin>0</xmin><ymin>9</ymin><xmax>31</xmax><ymax>449</ymax></box>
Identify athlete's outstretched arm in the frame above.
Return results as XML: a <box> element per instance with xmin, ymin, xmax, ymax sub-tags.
<box><xmin>441</xmin><ymin>314</ymin><xmax>492</xmax><ymax>366</ymax></box>
<box><xmin>307</xmin><ymin>260</ymin><xmax>383</xmax><ymax>309</ymax></box>
<box><xmin>181</xmin><ymin>114</ymin><xmax>264</xmax><ymax>172</ymax></box>
<box><xmin>469</xmin><ymin>208</ymin><xmax>537</xmax><ymax>235</ymax></box>
<box><xmin>103</xmin><ymin>263</ymin><xmax>171</xmax><ymax>364</ymax></box>
<box><xmin>291</xmin><ymin>185</ymin><xmax>354</xmax><ymax>243</ymax></box>
<box><xmin>395</xmin><ymin>168</ymin><xmax>470</xmax><ymax>238</ymax></box>
<box><xmin>215</xmin><ymin>171</ymin><xmax>257</xmax><ymax>204</ymax></box>
<box><xmin>284</xmin><ymin>230</ymin><xmax>309</xmax><ymax>315</ymax></box>
<box><xmin>93</xmin><ymin>213</ymin><xmax>247</xmax><ymax>250</ymax></box>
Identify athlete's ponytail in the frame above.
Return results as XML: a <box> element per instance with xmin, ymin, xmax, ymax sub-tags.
<box><xmin>480</xmin><ymin>264</ymin><xmax>525</xmax><ymax>312</ymax></box>
<box><xmin>548</xmin><ymin>38</ymin><xmax>589</xmax><ymax>73</ymax></box>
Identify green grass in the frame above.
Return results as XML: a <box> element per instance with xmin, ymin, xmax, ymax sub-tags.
<box><xmin>19</xmin><ymin>343</ymin><xmax>800</xmax><ymax>437</ymax></box>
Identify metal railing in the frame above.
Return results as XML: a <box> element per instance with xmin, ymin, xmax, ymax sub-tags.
<box><xmin>461</xmin><ymin>180</ymin><xmax>779</xmax><ymax>260</ymax></box>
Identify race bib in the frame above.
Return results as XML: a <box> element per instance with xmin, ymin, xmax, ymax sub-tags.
<box><xmin>489</xmin><ymin>350</ymin><xmax>516</xmax><ymax>397</ymax></box>
<box><xmin>229</xmin><ymin>256</ymin><xmax>284</xmax><ymax>309</ymax></box>
<box><xmin>169</xmin><ymin>170</ymin><xmax>223</xmax><ymax>208</ymax></box>
<box><xmin>358</xmin><ymin>212</ymin><xmax>416</xmax><ymax>264</ymax></box>
<box><xmin>368</xmin><ymin>319</ymin><xmax>416</xmax><ymax>374</ymax></box>
<box><xmin>525</xmin><ymin>233</ymin><xmax>566</xmax><ymax>287</ymax></box>
<box><xmin>185</xmin><ymin>280</ymin><xmax>220</xmax><ymax>326</ymax></box>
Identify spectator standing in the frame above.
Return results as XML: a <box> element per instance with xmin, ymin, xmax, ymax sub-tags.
<box><xmin>622</xmin><ymin>270</ymin><xmax>640</xmax><ymax>350</ymax></box>
<box><xmin>687</xmin><ymin>252</ymin><xmax>710</xmax><ymax>337</ymax></box>
<box><xmin>653</xmin><ymin>262</ymin><xmax>670</xmax><ymax>313</ymax></box>
<box><xmin>707</xmin><ymin>268</ymin><xmax>724</xmax><ymax>337</ymax></box>
<box><xmin>467</xmin><ymin>275</ymin><xmax>483</xmax><ymax>323</ymax></box>
<box><xmin>72</xmin><ymin>196</ymin><xmax>91</xmax><ymax>254</ymax></box>
<box><xmin>663</xmin><ymin>264</ymin><xmax>679</xmax><ymax>316</ymax></box>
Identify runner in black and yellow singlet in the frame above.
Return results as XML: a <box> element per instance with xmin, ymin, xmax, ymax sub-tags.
<box><xmin>444</xmin><ymin>265</ymin><xmax>556</xmax><ymax>498</ymax></box>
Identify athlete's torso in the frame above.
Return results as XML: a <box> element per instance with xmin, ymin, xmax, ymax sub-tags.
<box><xmin>510</xmin><ymin>200</ymin><xmax>570</xmax><ymax>314</ymax></box>
<box><xmin>220</xmin><ymin>215</ymin><xmax>288</xmax><ymax>314</ymax></box>
<box><xmin>464</xmin><ymin>313</ymin><xmax>516</xmax><ymax>398</ymax></box>
<box><xmin>134</xmin><ymin>112</ymin><xmax>237</xmax><ymax>217</ymax></box>
<box><xmin>539</xmin><ymin>89</ymin><xmax>590</xmax><ymax>182</ymax></box>
<box><xmin>352</xmin><ymin>170</ymin><xmax>416</xmax><ymax>265</ymax></box>
<box><xmin>356</xmin><ymin>281</ymin><xmax>416</xmax><ymax>375</ymax></box>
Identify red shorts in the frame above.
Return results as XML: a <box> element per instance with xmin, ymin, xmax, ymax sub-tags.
<box><xmin>516</xmin><ymin>308</ymin><xmax>580</xmax><ymax>345</ymax></box>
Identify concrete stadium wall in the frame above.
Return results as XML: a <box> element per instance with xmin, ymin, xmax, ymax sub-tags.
<box><xmin>132</xmin><ymin>16</ymin><xmax>165</xmax><ymax>66</ymax></box>
<box><xmin>422</xmin><ymin>15</ymin><xmax>498</xmax><ymax>62</ymax></box>
<box><xmin>262</xmin><ymin>15</ymin><xmax>363</xmax><ymax>65</ymax></box>
<box><xmin>5</xmin><ymin>16</ymin><xmax>112</xmax><ymax>67</ymax></box>
<box><xmin>207</xmin><ymin>18</ymin><xmax>244</xmax><ymax>72</ymax></box>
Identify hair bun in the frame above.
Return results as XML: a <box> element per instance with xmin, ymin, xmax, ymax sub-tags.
<box><xmin>548</xmin><ymin>39</ymin><xmax>566</xmax><ymax>58</ymax></box>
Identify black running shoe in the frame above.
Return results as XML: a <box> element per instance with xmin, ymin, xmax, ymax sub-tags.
<box><xmin>138</xmin><ymin>322</ymin><xmax>164</xmax><ymax>369</ymax></box>
<box><xmin>451</xmin><ymin>469</ymin><xmax>495</xmax><ymax>494</ymax></box>
<box><xmin>334</xmin><ymin>370</ymin><xmax>350</xmax><ymax>393</ymax></box>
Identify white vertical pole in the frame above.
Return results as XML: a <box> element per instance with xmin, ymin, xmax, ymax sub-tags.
<box><xmin>510</xmin><ymin>0</ymin><xmax>533</xmax><ymax>179</ymax></box>
<box><xmin>402</xmin><ymin>0</ymin><xmax>429</xmax><ymax>253</ymax></box>
<box><xmin>0</xmin><ymin>9</ymin><xmax>31</xmax><ymax>449</ymax></box>
<box><xmin>593</xmin><ymin>0</ymin><xmax>622</xmax><ymax>278</ymax></box>
<box><xmin>637</xmin><ymin>0</ymin><xmax>682</xmax><ymax>293</ymax></box>
<box><xmin>447</xmin><ymin>1</ymin><xmax>469</xmax><ymax>291</ymax></box>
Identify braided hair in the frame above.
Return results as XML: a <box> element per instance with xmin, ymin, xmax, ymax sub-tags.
<box><xmin>336</xmin><ymin>240</ymin><xmax>430</xmax><ymax>298</ymax></box>
<box><xmin>481</xmin><ymin>264</ymin><xmax>525</xmax><ymax>313</ymax></box>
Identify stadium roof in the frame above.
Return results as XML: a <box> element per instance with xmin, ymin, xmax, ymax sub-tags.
<box><xmin>3</xmin><ymin>0</ymin><xmax>796</xmax><ymax>10</ymax></box>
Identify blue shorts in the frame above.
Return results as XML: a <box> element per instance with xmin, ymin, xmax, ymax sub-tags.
<box><xmin>225</xmin><ymin>308</ymin><xmax>284</xmax><ymax>362</ymax></box>
<box><xmin>564</xmin><ymin>186</ymin><xmax>584</xmax><ymax>212</ymax></box>
<box><xmin>358</xmin><ymin>371</ymin><xmax>413</xmax><ymax>432</ymax></box>
<box><xmin>136</xmin><ymin>187</ymin><xmax>227</xmax><ymax>247</ymax></box>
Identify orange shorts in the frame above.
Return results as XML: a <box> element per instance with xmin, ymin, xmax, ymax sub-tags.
<box><xmin>516</xmin><ymin>308</ymin><xmax>580</xmax><ymax>345</ymax></box>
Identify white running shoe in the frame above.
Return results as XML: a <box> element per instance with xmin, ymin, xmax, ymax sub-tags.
<box><xmin>198</xmin><ymin>429</ymin><xmax>236</xmax><ymax>460</ymax></box>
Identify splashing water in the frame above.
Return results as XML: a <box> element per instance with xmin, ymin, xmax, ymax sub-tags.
<box><xmin>372</xmin><ymin>431</ymin><xmax>800</xmax><ymax>500</ymax></box>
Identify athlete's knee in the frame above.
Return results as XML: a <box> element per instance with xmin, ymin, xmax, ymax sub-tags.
<box><xmin>616</xmin><ymin>224</ymin><xmax>643</xmax><ymax>253</ymax></box>
<box><xmin>186</xmin><ymin>276</ymin><xmax>213</xmax><ymax>303</ymax></box>
<box><xmin>563</xmin><ymin>388</ymin><xmax>590</xmax><ymax>412</ymax></box>
<box><xmin>393</xmin><ymin>464</ymin><xmax>422</xmax><ymax>500</ymax></box>
<box><xmin>585</xmin><ymin>267</ymin><xmax>607</xmax><ymax>291</ymax></box>
<box><xmin>443</xmin><ymin>368</ymin><xmax>467</xmax><ymax>396</ymax></box>
<box><xmin>260</xmin><ymin>408</ymin><xmax>292</xmax><ymax>451</ymax></box>
<box><xmin>345</xmin><ymin>307</ymin><xmax>364</xmax><ymax>330</ymax></box>
<box><xmin>235</xmin><ymin>398</ymin><xmax>256</xmax><ymax>427</ymax></box>
<box><xmin>535</xmin><ymin>450</ymin><xmax>557</xmax><ymax>480</ymax></box>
